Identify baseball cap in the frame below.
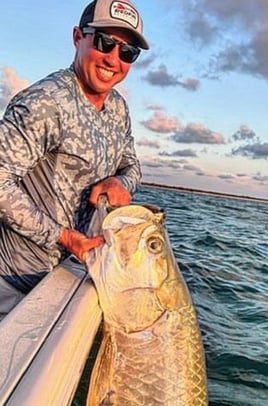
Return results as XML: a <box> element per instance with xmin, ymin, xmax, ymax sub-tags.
<box><xmin>79</xmin><ymin>0</ymin><xmax>149</xmax><ymax>49</ymax></box>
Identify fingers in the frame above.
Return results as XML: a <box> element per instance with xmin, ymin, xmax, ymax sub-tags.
<box><xmin>80</xmin><ymin>235</ymin><xmax>104</xmax><ymax>262</ymax></box>
<box><xmin>106</xmin><ymin>187</ymin><xmax>131</xmax><ymax>206</ymax></box>
<box><xmin>89</xmin><ymin>183</ymin><xmax>105</xmax><ymax>206</ymax></box>
<box><xmin>83</xmin><ymin>235</ymin><xmax>104</xmax><ymax>250</ymax></box>
<box><xmin>58</xmin><ymin>229</ymin><xmax>104</xmax><ymax>262</ymax></box>
<box><xmin>89</xmin><ymin>177</ymin><xmax>131</xmax><ymax>207</ymax></box>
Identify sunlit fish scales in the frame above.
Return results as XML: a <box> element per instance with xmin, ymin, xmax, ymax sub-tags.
<box><xmin>86</xmin><ymin>204</ymin><xmax>208</xmax><ymax>405</ymax></box>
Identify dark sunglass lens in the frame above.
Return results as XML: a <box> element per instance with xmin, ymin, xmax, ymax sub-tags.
<box><xmin>120</xmin><ymin>44</ymin><xmax>140</xmax><ymax>63</ymax></box>
<box><xmin>94</xmin><ymin>32</ymin><xmax>116</xmax><ymax>53</ymax></box>
<box><xmin>93</xmin><ymin>32</ymin><xmax>140</xmax><ymax>63</ymax></box>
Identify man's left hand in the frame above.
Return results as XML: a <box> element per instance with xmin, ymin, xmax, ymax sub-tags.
<box><xmin>89</xmin><ymin>177</ymin><xmax>131</xmax><ymax>207</ymax></box>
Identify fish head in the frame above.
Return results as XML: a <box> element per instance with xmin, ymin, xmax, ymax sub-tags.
<box><xmin>87</xmin><ymin>205</ymin><xmax>189</xmax><ymax>333</ymax></box>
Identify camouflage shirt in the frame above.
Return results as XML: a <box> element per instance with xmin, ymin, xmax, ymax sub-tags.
<box><xmin>0</xmin><ymin>65</ymin><xmax>141</xmax><ymax>293</ymax></box>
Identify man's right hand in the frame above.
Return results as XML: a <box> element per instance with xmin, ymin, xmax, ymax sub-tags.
<box><xmin>89</xmin><ymin>177</ymin><xmax>131</xmax><ymax>207</ymax></box>
<box><xmin>58</xmin><ymin>229</ymin><xmax>104</xmax><ymax>263</ymax></box>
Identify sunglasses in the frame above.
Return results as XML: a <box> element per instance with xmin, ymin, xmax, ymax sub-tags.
<box><xmin>82</xmin><ymin>28</ymin><xmax>141</xmax><ymax>64</ymax></box>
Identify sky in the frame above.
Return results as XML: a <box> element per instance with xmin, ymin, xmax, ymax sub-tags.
<box><xmin>0</xmin><ymin>0</ymin><xmax>268</xmax><ymax>199</ymax></box>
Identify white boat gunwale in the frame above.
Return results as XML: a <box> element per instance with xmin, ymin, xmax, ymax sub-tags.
<box><xmin>0</xmin><ymin>257</ymin><xmax>102</xmax><ymax>405</ymax></box>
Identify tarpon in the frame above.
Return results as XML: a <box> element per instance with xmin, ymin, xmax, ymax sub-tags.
<box><xmin>86</xmin><ymin>204</ymin><xmax>208</xmax><ymax>405</ymax></box>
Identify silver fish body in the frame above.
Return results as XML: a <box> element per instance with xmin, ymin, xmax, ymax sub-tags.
<box><xmin>86</xmin><ymin>205</ymin><xmax>208</xmax><ymax>406</ymax></box>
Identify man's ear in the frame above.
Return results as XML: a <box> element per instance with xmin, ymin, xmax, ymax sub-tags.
<box><xmin>73</xmin><ymin>26</ymin><xmax>83</xmax><ymax>47</ymax></box>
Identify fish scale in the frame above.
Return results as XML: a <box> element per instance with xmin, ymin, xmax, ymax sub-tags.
<box><xmin>86</xmin><ymin>204</ymin><xmax>208</xmax><ymax>405</ymax></box>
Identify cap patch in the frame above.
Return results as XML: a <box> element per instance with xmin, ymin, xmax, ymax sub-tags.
<box><xmin>110</xmin><ymin>1</ymin><xmax>139</xmax><ymax>29</ymax></box>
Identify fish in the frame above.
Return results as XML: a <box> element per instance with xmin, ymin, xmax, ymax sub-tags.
<box><xmin>86</xmin><ymin>204</ymin><xmax>208</xmax><ymax>406</ymax></box>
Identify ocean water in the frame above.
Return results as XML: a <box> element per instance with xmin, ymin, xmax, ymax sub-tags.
<box><xmin>134</xmin><ymin>186</ymin><xmax>268</xmax><ymax>406</ymax></box>
<box><xmin>74</xmin><ymin>185</ymin><xmax>268</xmax><ymax>406</ymax></box>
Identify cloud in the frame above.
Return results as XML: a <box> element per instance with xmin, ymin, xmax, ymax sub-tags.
<box><xmin>136</xmin><ymin>139</ymin><xmax>160</xmax><ymax>149</ymax></box>
<box><xmin>0</xmin><ymin>66</ymin><xmax>30</xmax><ymax>112</ymax></box>
<box><xmin>134</xmin><ymin>54</ymin><xmax>156</xmax><ymax>69</ymax></box>
<box><xmin>208</xmin><ymin>45</ymin><xmax>255</xmax><ymax>77</ymax></box>
<box><xmin>232</xmin><ymin>142</ymin><xmax>268</xmax><ymax>159</ymax></box>
<box><xmin>141</xmin><ymin>112</ymin><xmax>225</xmax><ymax>147</ymax></box>
<box><xmin>251</xmin><ymin>26</ymin><xmax>268</xmax><ymax>79</ymax></box>
<box><xmin>141</xmin><ymin>111</ymin><xmax>181</xmax><ymax>133</ymax></box>
<box><xmin>143</xmin><ymin>64</ymin><xmax>200</xmax><ymax>90</ymax></box>
<box><xmin>236</xmin><ymin>173</ymin><xmax>249</xmax><ymax>178</ymax></box>
<box><xmin>171</xmin><ymin>122</ymin><xmax>225</xmax><ymax>144</ymax></box>
<box><xmin>144</xmin><ymin>64</ymin><xmax>179</xmax><ymax>87</ymax></box>
<box><xmin>141</xmin><ymin>159</ymin><xmax>163</xmax><ymax>169</ymax></box>
<box><xmin>181</xmin><ymin>0</ymin><xmax>268</xmax><ymax>80</ymax></box>
<box><xmin>218</xmin><ymin>173</ymin><xmax>236</xmax><ymax>180</ymax></box>
<box><xmin>181</xmin><ymin>78</ymin><xmax>200</xmax><ymax>91</ymax></box>
<box><xmin>183</xmin><ymin>164</ymin><xmax>202</xmax><ymax>171</ymax></box>
<box><xmin>159</xmin><ymin>149</ymin><xmax>197</xmax><ymax>157</ymax></box>
<box><xmin>202</xmin><ymin>0</ymin><xmax>267</xmax><ymax>31</ymax></box>
<box><xmin>196</xmin><ymin>171</ymin><xmax>207</xmax><ymax>177</ymax></box>
<box><xmin>232</xmin><ymin>125</ymin><xmax>257</xmax><ymax>141</ymax></box>
<box><xmin>253</xmin><ymin>174</ymin><xmax>268</xmax><ymax>184</ymax></box>
<box><xmin>145</xmin><ymin>103</ymin><xmax>164</xmax><ymax>111</ymax></box>
<box><xmin>186</xmin><ymin>10</ymin><xmax>219</xmax><ymax>46</ymax></box>
<box><xmin>140</xmin><ymin>156</ymin><xmax>183</xmax><ymax>170</ymax></box>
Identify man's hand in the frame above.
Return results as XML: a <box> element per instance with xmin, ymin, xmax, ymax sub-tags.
<box><xmin>89</xmin><ymin>177</ymin><xmax>131</xmax><ymax>207</ymax></box>
<box><xmin>58</xmin><ymin>229</ymin><xmax>104</xmax><ymax>262</ymax></box>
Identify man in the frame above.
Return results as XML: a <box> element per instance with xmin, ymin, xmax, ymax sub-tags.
<box><xmin>0</xmin><ymin>0</ymin><xmax>149</xmax><ymax>319</ymax></box>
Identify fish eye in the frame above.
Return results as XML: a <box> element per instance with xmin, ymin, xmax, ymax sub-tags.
<box><xmin>146</xmin><ymin>236</ymin><xmax>164</xmax><ymax>254</ymax></box>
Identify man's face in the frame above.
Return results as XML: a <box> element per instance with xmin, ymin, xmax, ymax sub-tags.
<box><xmin>73</xmin><ymin>27</ymin><xmax>134</xmax><ymax>99</ymax></box>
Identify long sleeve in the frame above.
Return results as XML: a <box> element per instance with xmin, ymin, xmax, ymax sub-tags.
<box><xmin>0</xmin><ymin>88</ymin><xmax>63</xmax><ymax>249</ymax></box>
<box><xmin>116</xmin><ymin>113</ymin><xmax>142</xmax><ymax>194</ymax></box>
<box><xmin>0</xmin><ymin>67</ymin><xmax>143</xmax><ymax>289</ymax></box>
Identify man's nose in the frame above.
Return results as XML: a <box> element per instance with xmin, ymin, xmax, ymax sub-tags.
<box><xmin>103</xmin><ymin>45</ymin><xmax>120</xmax><ymax>66</ymax></box>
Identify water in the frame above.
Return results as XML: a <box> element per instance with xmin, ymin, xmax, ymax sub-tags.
<box><xmin>74</xmin><ymin>185</ymin><xmax>268</xmax><ymax>405</ymax></box>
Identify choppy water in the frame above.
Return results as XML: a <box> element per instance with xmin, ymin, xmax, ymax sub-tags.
<box><xmin>74</xmin><ymin>185</ymin><xmax>268</xmax><ymax>406</ymax></box>
<box><xmin>135</xmin><ymin>186</ymin><xmax>268</xmax><ymax>406</ymax></box>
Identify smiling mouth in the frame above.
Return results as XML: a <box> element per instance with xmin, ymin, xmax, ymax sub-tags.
<box><xmin>98</xmin><ymin>67</ymin><xmax>114</xmax><ymax>79</ymax></box>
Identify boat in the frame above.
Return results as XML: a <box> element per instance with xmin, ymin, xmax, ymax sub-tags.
<box><xmin>0</xmin><ymin>201</ymin><xmax>208</xmax><ymax>405</ymax></box>
<box><xmin>0</xmin><ymin>209</ymin><xmax>104</xmax><ymax>405</ymax></box>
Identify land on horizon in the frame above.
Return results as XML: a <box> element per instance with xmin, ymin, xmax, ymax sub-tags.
<box><xmin>141</xmin><ymin>181</ymin><xmax>268</xmax><ymax>204</ymax></box>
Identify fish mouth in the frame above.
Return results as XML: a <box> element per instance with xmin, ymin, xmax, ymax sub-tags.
<box><xmin>102</xmin><ymin>204</ymin><xmax>165</xmax><ymax>234</ymax></box>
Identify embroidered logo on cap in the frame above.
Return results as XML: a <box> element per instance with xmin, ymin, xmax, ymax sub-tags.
<box><xmin>110</xmin><ymin>1</ymin><xmax>139</xmax><ymax>29</ymax></box>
